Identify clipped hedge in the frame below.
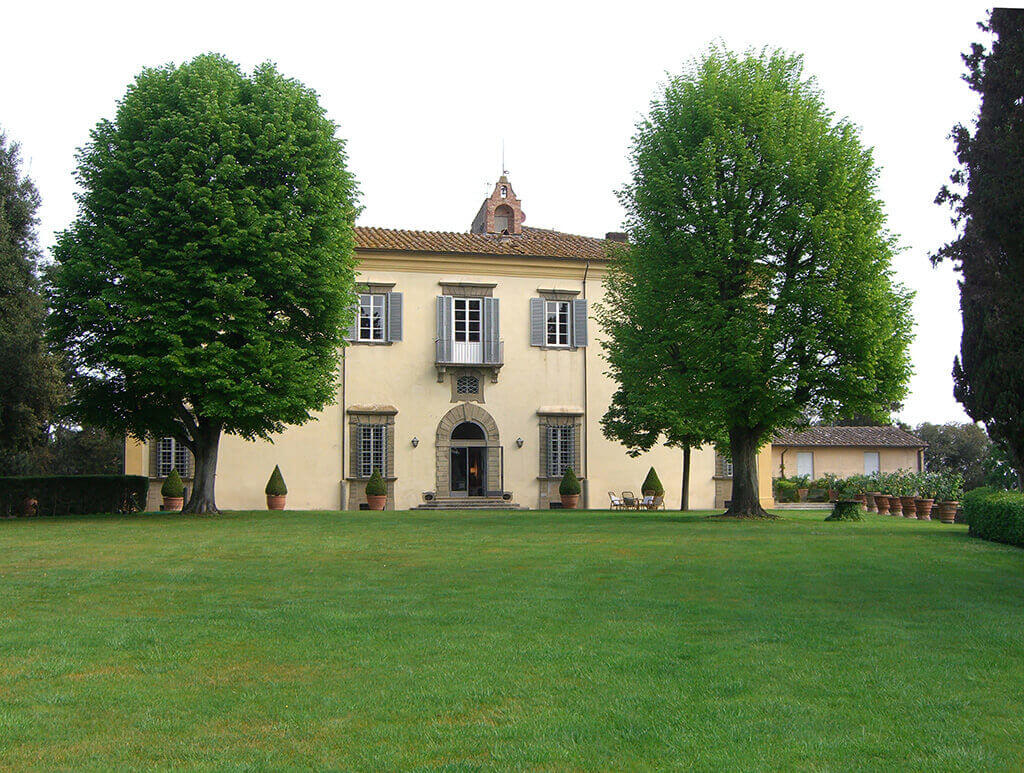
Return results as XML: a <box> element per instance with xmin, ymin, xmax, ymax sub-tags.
<box><xmin>964</xmin><ymin>487</ymin><xmax>1024</xmax><ymax>548</ymax></box>
<box><xmin>0</xmin><ymin>475</ymin><xmax>149</xmax><ymax>518</ymax></box>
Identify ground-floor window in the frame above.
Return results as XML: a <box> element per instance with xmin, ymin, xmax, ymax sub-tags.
<box><xmin>358</xmin><ymin>425</ymin><xmax>386</xmax><ymax>477</ymax></box>
<box><xmin>156</xmin><ymin>437</ymin><xmax>191</xmax><ymax>478</ymax></box>
<box><xmin>547</xmin><ymin>425</ymin><xmax>575</xmax><ymax>478</ymax></box>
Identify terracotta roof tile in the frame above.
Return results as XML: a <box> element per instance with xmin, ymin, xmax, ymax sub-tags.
<box><xmin>773</xmin><ymin>426</ymin><xmax>927</xmax><ymax>448</ymax></box>
<box><xmin>354</xmin><ymin>225</ymin><xmax>619</xmax><ymax>261</ymax></box>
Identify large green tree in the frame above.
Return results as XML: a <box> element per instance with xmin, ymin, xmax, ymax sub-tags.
<box><xmin>0</xmin><ymin>130</ymin><xmax>62</xmax><ymax>464</ymax></box>
<box><xmin>933</xmin><ymin>9</ymin><xmax>1024</xmax><ymax>486</ymax></box>
<box><xmin>600</xmin><ymin>47</ymin><xmax>913</xmax><ymax>517</ymax></box>
<box><xmin>47</xmin><ymin>54</ymin><xmax>359</xmax><ymax>513</ymax></box>
<box><xmin>915</xmin><ymin>421</ymin><xmax>991</xmax><ymax>491</ymax></box>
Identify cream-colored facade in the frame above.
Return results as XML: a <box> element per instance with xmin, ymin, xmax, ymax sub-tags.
<box><xmin>126</xmin><ymin>178</ymin><xmax>775</xmax><ymax>511</ymax></box>
<box><xmin>771</xmin><ymin>445</ymin><xmax>923</xmax><ymax>479</ymax></box>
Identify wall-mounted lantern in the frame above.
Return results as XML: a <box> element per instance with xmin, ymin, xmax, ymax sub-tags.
<box><xmin>515</xmin><ymin>437</ymin><xmax>524</xmax><ymax>448</ymax></box>
<box><xmin>411</xmin><ymin>437</ymin><xmax>419</xmax><ymax>448</ymax></box>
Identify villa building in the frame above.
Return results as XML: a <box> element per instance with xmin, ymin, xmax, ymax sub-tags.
<box><xmin>125</xmin><ymin>176</ymin><xmax>775</xmax><ymax>511</ymax></box>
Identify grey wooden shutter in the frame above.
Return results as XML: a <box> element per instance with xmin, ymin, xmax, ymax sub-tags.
<box><xmin>572</xmin><ymin>299</ymin><xmax>588</xmax><ymax>347</ymax></box>
<box><xmin>386</xmin><ymin>292</ymin><xmax>402</xmax><ymax>342</ymax></box>
<box><xmin>529</xmin><ymin>297</ymin><xmax>545</xmax><ymax>346</ymax></box>
<box><xmin>483</xmin><ymin>297</ymin><xmax>500</xmax><ymax>364</ymax></box>
<box><xmin>436</xmin><ymin>296</ymin><xmax>453</xmax><ymax>362</ymax></box>
<box><xmin>345</xmin><ymin>298</ymin><xmax>360</xmax><ymax>341</ymax></box>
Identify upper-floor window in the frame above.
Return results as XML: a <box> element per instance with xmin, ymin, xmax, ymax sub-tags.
<box><xmin>500</xmin><ymin>185</ymin><xmax>508</xmax><ymax>198</ymax></box>
<box><xmin>453</xmin><ymin>298</ymin><xmax>482</xmax><ymax>343</ymax></box>
<box><xmin>349</xmin><ymin>291</ymin><xmax>402</xmax><ymax>343</ymax></box>
<box><xmin>359</xmin><ymin>294</ymin><xmax>386</xmax><ymax>341</ymax></box>
<box><xmin>530</xmin><ymin>297</ymin><xmax>588</xmax><ymax>349</ymax></box>
<box><xmin>157</xmin><ymin>437</ymin><xmax>191</xmax><ymax>478</ymax></box>
<box><xmin>545</xmin><ymin>301</ymin><xmax>570</xmax><ymax>346</ymax></box>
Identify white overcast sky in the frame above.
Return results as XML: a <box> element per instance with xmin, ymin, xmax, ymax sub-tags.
<box><xmin>2</xmin><ymin>0</ymin><xmax>1008</xmax><ymax>425</ymax></box>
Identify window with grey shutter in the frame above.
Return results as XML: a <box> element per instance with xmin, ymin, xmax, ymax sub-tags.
<box><xmin>386</xmin><ymin>292</ymin><xmax>402</xmax><ymax>342</ymax></box>
<box><xmin>483</xmin><ymin>297</ymin><xmax>500</xmax><ymax>363</ymax></box>
<box><xmin>436</xmin><ymin>295</ymin><xmax>453</xmax><ymax>362</ymax></box>
<box><xmin>529</xmin><ymin>297</ymin><xmax>545</xmax><ymax>346</ymax></box>
<box><xmin>345</xmin><ymin>299</ymin><xmax>359</xmax><ymax>341</ymax></box>
<box><xmin>571</xmin><ymin>298</ymin><xmax>588</xmax><ymax>347</ymax></box>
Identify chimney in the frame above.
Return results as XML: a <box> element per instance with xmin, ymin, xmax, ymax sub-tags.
<box><xmin>605</xmin><ymin>231</ymin><xmax>628</xmax><ymax>243</ymax></box>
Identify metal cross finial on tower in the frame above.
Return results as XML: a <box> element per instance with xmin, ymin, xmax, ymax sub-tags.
<box><xmin>501</xmin><ymin>139</ymin><xmax>508</xmax><ymax>176</ymax></box>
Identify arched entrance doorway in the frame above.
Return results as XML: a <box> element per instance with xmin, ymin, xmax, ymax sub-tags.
<box><xmin>450</xmin><ymin>421</ymin><xmax>486</xmax><ymax>497</ymax></box>
<box><xmin>435</xmin><ymin>404</ymin><xmax>501</xmax><ymax>498</ymax></box>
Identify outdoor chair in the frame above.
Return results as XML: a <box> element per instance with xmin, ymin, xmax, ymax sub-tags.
<box><xmin>608</xmin><ymin>492</ymin><xmax>627</xmax><ymax>510</ymax></box>
<box><xmin>621</xmin><ymin>490</ymin><xmax>638</xmax><ymax>509</ymax></box>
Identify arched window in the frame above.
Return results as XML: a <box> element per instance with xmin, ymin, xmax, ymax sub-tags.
<box><xmin>500</xmin><ymin>185</ymin><xmax>508</xmax><ymax>198</ymax></box>
<box><xmin>494</xmin><ymin>204</ymin><xmax>513</xmax><ymax>234</ymax></box>
<box><xmin>451</xmin><ymin>421</ymin><xmax>486</xmax><ymax>440</ymax></box>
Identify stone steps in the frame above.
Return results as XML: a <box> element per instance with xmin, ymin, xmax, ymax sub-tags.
<box><xmin>413</xmin><ymin>497</ymin><xmax>526</xmax><ymax>510</ymax></box>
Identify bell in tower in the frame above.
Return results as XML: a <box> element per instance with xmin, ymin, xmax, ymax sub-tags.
<box><xmin>471</xmin><ymin>175</ymin><xmax>525</xmax><ymax>236</ymax></box>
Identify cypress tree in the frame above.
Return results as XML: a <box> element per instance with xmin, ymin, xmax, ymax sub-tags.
<box><xmin>0</xmin><ymin>130</ymin><xmax>62</xmax><ymax>465</ymax></box>
<box><xmin>934</xmin><ymin>9</ymin><xmax>1024</xmax><ymax>485</ymax></box>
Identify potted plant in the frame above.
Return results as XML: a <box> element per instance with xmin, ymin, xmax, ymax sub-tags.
<box><xmin>794</xmin><ymin>474</ymin><xmax>810</xmax><ymax>502</ymax></box>
<box><xmin>915</xmin><ymin>471</ymin><xmax>937</xmax><ymax>521</ymax></box>
<box><xmin>365</xmin><ymin>468</ymin><xmax>387</xmax><ymax>511</ymax></box>
<box><xmin>848</xmin><ymin>474</ymin><xmax>870</xmax><ymax>510</ymax></box>
<box><xmin>641</xmin><ymin>467</ymin><xmax>665</xmax><ymax>507</ymax></box>
<box><xmin>820</xmin><ymin>473</ymin><xmax>840</xmax><ymax>502</ymax></box>
<box><xmin>892</xmin><ymin>469</ymin><xmax>917</xmax><ymax>518</ymax></box>
<box><xmin>560</xmin><ymin>468</ymin><xmax>581</xmax><ymax>509</ymax></box>
<box><xmin>265</xmin><ymin>465</ymin><xmax>287</xmax><ymax>510</ymax></box>
<box><xmin>161</xmin><ymin>469</ymin><xmax>185</xmax><ymax>512</ymax></box>
<box><xmin>934</xmin><ymin>472</ymin><xmax>964</xmax><ymax>524</ymax></box>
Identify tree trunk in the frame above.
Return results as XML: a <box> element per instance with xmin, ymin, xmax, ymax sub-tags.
<box><xmin>681</xmin><ymin>446</ymin><xmax>691</xmax><ymax>511</ymax></box>
<box><xmin>723</xmin><ymin>426</ymin><xmax>772</xmax><ymax>518</ymax></box>
<box><xmin>184</xmin><ymin>419</ymin><xmax>222</xmax><ymax>514</ymax></box>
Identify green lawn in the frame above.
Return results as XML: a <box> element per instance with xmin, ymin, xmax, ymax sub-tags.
<box><xmin>1</xmin><ymin>510</ymin><xmax>1022</xmax><ymax>770</ymax></box>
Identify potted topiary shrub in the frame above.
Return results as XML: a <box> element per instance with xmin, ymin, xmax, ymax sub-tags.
<box><xmin>935</xmin><ymin>472</ymin><xmax>964</xmax><ymax>524</ymax></box>
<box><xmin>559</xmin><ymin>468</ymin><xmax>581</xmax><ymax>509</ymax></box>
<box><xmin>642</xmin><ymin>467</ymin><xmax>665</xmax><ymax>507</ymax></box>
<box><xmin>265</xmin><ymin>465</ymin><xmax>287</xmax><ymax>510</ymax></box>
<box><xmin>161</xmin><ymin>469</ymin><xmax>185</xmax><ymax>512</ymax></box>
<box><xmin>365</xmin><ymin>468</ymin><xmax>387</xmax><ymax>511</ymax></box>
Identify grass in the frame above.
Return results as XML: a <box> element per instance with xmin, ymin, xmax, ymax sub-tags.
<box><xmin>1</xmin><ymin>509</ymin><xmax>1023</xmax><ymax>770</ymax></box>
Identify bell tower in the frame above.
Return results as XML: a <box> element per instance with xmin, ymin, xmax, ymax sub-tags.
<box><xmin>471</xmin><ymin>175</ymin><xmax>525</xmax><ymax>236</ymax></box>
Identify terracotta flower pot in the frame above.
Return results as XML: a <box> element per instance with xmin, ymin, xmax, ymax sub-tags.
<box><xmin>828</xmin><ymin>489</ymin><xmax>838</xmax><ymax>502</ymax></box>
<box><xmin>163</xmin><ymin>496</ymin><xmax>184</xmax><ymax>512</ymax></box>
<box><xmin>797</xmin><ymin>488</ymin><xmax>809</xmax><ymax>502</ymax></box>
<box><xmin>875</xmin><ymin>494</ymin><xmax>891</xmax><ymax>515</ymax></box>
<box><xmin>366</xmin><ymin>494</ymin><xmax>387</xmax><ymax>511</ymax></box>
<box><xmin>854</xmin><ymin>493</ymin><xmax>867</xmax><ymax>510</ymax></box>
<box><xmin>900</xmin><ymin>496</ymin><xmax>917</xmax><ymax>518</ymax></box>
<box><xmin>266</xmin><ymin>494</ymin><xmax>286</xmax><ymax>511</ymax></box>
<box><xmin>888</xmin><ymin>495</ymin><xmax>903</xmax><ymax>516</ymax></box>
<box><xmin>866</xmin><ymin>492</ymin><xmax>880</xmax><ymax>513</ymax></box>
<box><xmin>561</xmin><ymin>494</ymin><xmax>580</xmax><ymax>509</ymax></box>
<box><xmin>936</xmin><ymin>501</ymin><xmax>959</xmax><ymax>524</ymax></box>
<box><xmin>915</xmin><ymin>498</ymin><xmax>934</xmax><ymax>520</ymax></box>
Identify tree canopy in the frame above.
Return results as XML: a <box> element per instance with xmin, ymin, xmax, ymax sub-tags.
<box><xmin>47</xmin><ymin>53</ymin><xmax>359</xmax><ymax>512</ymax></box>
<box><xmin>934</xmin><ymin>9</ymin><xmax>1024</xmax><ymax>486</ymax></box>
<box><xmin>599</xmin><ymin>47</ymin><xmax>914</xmax><ymax>516</ymax></box>
<box><xmin>0</xmin><ymin>129</ymin><xmax>62</xmax><ymax>466</ymax></box>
